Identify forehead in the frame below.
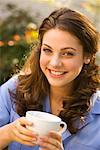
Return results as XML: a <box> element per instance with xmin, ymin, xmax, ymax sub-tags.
<box><xmin>42</xmin><ymin>28</ymin><xmax>83</xmax><ymax>51</ymax></box>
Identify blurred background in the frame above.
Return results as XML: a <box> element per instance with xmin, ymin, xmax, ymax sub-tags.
<box><xmin>0</xmin><ymin>0</ymin><xmax>100</xmax><ymax>85</ymax></box>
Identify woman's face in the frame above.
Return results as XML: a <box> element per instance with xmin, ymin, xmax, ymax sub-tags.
<box><xmin>40</xmin><ymin>28</ymin><xmax>87</xmax><ymax>88</ymax></box>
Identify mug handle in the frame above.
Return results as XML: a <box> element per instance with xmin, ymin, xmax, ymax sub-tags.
<box><xmin>59</xmin><ymin>121</ymin><xmax>67</xmax><ymax>134</ymax></box>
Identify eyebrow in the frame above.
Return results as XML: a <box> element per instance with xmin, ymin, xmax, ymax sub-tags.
<box><xmin>42</xmin><ymin>43</ymin><xmax>77</xmax><ymax>51</ymax></box>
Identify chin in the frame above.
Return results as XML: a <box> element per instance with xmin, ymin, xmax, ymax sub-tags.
<box><xmin>48</xmin><ymin>81</ymin><xmax>68</xmax><ymax>87</ymax></box>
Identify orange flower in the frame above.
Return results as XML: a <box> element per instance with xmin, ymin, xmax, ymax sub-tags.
<box><xmin>8</xmin><ymin>40</ymin><xmax>14</xmax><ymax>46</ymax></box>
<box><xmin>0</xmin><ymin>41</ymin><xmax>4</xmax><ymax>47</ymax></box>
<box><xmin>13</xmin><ymin>34</ymin><xmax>21</xmax><ymax>41</ymax></box>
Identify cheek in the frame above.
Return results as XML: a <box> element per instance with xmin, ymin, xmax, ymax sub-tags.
<box><xmin>66</xmin><ymin>59</ymin><xmax>84</xmax><ymax>72</ymax></box>
<box><xmin>40</xmin><ymin>54</ymin><xmax>48</xmax><ymax>70</ymax></box>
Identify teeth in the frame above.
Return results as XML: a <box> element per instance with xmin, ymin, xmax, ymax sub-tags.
<box><xmin>50</xmin><ymin>70</ymin><xmax>64</xmax><ymax>75</ymax></box>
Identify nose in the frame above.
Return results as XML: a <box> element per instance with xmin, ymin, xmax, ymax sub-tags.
<box><xmin>49</xmin><ymin>55</ymin><xmax>62</xmax><ymax>67</ymax></box>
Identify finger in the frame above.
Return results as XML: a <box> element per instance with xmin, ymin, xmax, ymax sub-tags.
<box><xmin>15</xmin><ymin>118</ymin><xmax>38</xmax><ymax>138</ymax></box>
<box><xmin>39</xmin><ymin>148</ymin><xmax>49</xmax><ymax>150</ymax></box>
<box><xmin>18</xmin><ymin>140</ymin><xmax>37</xmax><ymax>146</ymax></box>
<box><xmin>15</xmin><ymin>136</ymin><xmax>37</xmax><ymax>147</ymax></box>
<box><xmin>48</xmin><ymin>131</ymin><xmax>62</xmax><ymax>142</ymax></box>
<box><xmin>39</xmin><ymin>141</ymin><xmax>59</xmax><ymax>150</ymax></box>
<box><xmin>19</xmin><ymin>133</ymin><xmax>37</xmax><ymax>143</ymax></box>
<box><xmin>13</xmin><ymin>127</ymin><xmax>37</xmax><ymax>143</ymax></box>
<box><xmin>13</xmin><ymin>122</ymin><xmax>38</xmax><ymax>143</ymax></box>
<box><xmin>40</xmin><ymin>143</ymin><xmax>64</xmax><ymax>150</ymax></box>
<box><xmin>16</xmin><ymin>121</ymin><xmax>38</xmax><ymax>138</ymax></box>
<box><xmin>38</xmin><ymin>136</ymin><xmax>62</xmax><ymax>150</ymax></box>
<box><xmin>19</xmin><ymin>117</ymin><xmax>33</xmax><ymax>126</ymax></box>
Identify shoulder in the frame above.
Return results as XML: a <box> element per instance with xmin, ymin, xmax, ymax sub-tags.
<box><xmin>0</xmin><ymin>75</ymin><xmax>19</xmax><ymax>126</ymax></box>
<box><xmin>0</xmin><ymin>75</ymin><xmax>19</xmax><ymax>112</ymax></box>
<box><xmin>0</xmin><ymin>74</ymin><xmax>19</xmax><ymax>102</ymax></box>
<box><xmin>0</xmin><ymin>75</ymin><xmax>19</xmax><ymax>91</ymax></box>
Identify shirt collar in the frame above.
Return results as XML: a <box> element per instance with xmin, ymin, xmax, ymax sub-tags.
<box><xmin>91</xmin><ymin>90</ymin><xmax>100</xmax><ymax>114</ymax></box>
<box><xmin>74</xmin><ymin>112</ymin><xmax>94</xmax><ymax>129</ymax></box>
<box><xmin>43</xmin><ymin>96</ymin><xmax>51</xmax><ymax>113</ymax></box>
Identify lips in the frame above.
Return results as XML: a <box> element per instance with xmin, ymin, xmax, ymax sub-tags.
<box><xmin>48</xmin><ymin>69</ymin><xmax>66</xmax><ymax>77</ymax></box>
<box><xmin>50</xmin><ymin>70</ymin><xmax>65</xmax><ymax>75</ymax></box>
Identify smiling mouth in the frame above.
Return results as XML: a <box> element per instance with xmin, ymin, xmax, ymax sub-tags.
<box><xmin>49</xmin><ymin>69</ymin><xmax>66</xmax><ymax>77</ymax></box>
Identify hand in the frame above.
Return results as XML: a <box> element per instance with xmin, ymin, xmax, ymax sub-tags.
<box><xmin>38</xmin><ymin>131</ymin><xmax>64</xmax><ymax>150</ymax></box>
<box><xmin>8</xmin><ymin>117</ymin><xmax>38</xmax><ymax>146</ymax></box>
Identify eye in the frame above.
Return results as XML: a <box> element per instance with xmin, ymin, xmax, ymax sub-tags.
<box><xmin>42</xmin><ymin>48</ymin><xmax>52</xmax><ymax>54</ymax></box>
<box><xmin>62</xmin><ymin>51</ymin><xmax>74</xmax><ymax>57</ymax></box>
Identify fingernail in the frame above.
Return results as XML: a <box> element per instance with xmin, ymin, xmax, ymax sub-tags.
<box><xmin>32</xmin><ymin>137</ymin><xmax>37</xmax><ymax>141</ymax></box>
<box><xmin>39</xmin><ymin>137</ymin><xmax>47</xmax><ymax>141</ymax></box>
<box><xmin>30</xmin><ymin>122</ymin><xmax>33</xmax><ymax>125</ymax></box>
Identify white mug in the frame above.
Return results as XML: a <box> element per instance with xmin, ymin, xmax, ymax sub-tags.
<box><xmin>26</xmin><ymin>111</ymin><xmax>67</xmax><ymax>136</ymax></box>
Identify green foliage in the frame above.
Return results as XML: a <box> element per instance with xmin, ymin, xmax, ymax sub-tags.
<box><xmin>0</xmin><ymin>3</ymin><xmax>38</xmax><ymax>85</ymax></box>
<box><xmin>0</xmin><ymin>42</ymin><xmax>29</xmax><ymax>85</ymax></box>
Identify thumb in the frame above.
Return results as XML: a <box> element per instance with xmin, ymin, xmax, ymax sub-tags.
<box><xmin>19</xmin><ymin>117</ymin><xmax>33</xmax><ymax>126</ymax></box>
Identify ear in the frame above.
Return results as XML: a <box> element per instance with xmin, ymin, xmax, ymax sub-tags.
<box><xmin>84</xmin><ymin>57</ymin><xmax>90</xmax><ymax>64</ymax></box>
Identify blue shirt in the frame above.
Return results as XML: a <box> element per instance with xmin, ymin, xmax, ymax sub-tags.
<box><xmin>0</xmin><ymin>75</ymin><xmax>100</xmax><ymax>150</ymax></box>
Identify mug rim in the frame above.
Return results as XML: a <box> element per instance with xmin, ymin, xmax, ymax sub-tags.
<box><xmin>26</xmin><ymin>111</ymin><xmax>61</xmax><ymax>122</ymax></box>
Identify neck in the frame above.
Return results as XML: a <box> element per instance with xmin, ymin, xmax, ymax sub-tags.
<box><xmin>50</xmin><ymin>85</ymin><xmax>72</xmax><ymax>115</ymax></box>
<box><xmin>50</xmin><ymin>84</ymin><xmax>73</xmax><ymax>103</ymax></box>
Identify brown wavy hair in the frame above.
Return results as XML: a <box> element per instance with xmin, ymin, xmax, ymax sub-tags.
<box><xmin>14</xmin><ymin>8</ymin><xmax>99</xmax><ymax>133</ymax></box>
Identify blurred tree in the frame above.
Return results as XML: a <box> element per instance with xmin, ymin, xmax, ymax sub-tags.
<box><xmin>83</xmin><ymin>0</ymin><xmax>100</xmax><ymax>31</ymax></box>
<box><xmin>0</xmin><ymin>3</ymin><xmax>38</xmax><ymax>85</ymax></box>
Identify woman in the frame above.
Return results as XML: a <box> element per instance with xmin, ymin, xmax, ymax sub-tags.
<box><xmin>0</xmin><ymin>7</ymin><xmax>100</xmax><ymax>150</ymax></box>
